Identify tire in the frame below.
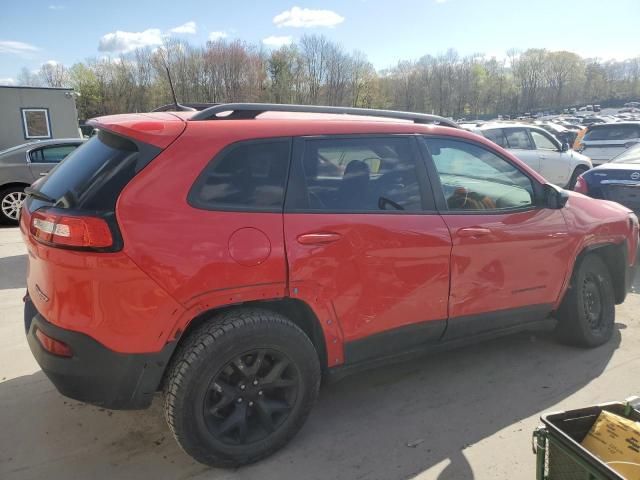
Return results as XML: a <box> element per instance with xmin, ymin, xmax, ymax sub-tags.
<box><xmin>163</xmin><ymin>308</ymin><xmax>321</xmax><ymax>467</ymax></box>
<box><xmin>555</xmin><ymin>254</ymin><xmax>615</xmax><ymax>348</ymax></box>
<box><xmin>567</xmin><ymin>166</ymin><xmax>589</xmax><ymax>190</ymax></box>
<box><xmin>0</xmin><ymin>186</ymin><xmax>27</xmax><ymax>225</ymax></box>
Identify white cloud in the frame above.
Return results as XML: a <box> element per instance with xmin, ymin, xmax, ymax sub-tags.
<box><xmin>435</xmin><ymin>0</ymin><xmax>449</xmax><ymax>3</ymax></box>
<box><xmin>263</xmin><ymin>35</ymin><xmax>293</xmax><ymax>47</ymax></box>
<box><xmin>170</xmin><ymin>21</ymin><xmax>197</xmax><ymax>34</ymax></box>
<box><xmin>98</xmin><ymin>28</ymin><xmax>164</xmax><ymax>53</ymax></box>
<box><xmin>48</xmin><ymin>4</ymin><xmax>65</xmax><ymax>9</ymax></box>
<box><xmin>43</xmin><ymin>59</ymin><xmax>59</xmax><ymax>66</ymax></box>
<box><xmin>0</xmin><ymin>40</ymin><xmax>39</xmax><ymax>55</ymax></box>
<box><xmin>208</xmin><ymin>31</ymin><xmax>228</xmax><ymax>41</ymax></box>
<box><xmin>273</xmin><ymin>6</ymin><xmax>344</xmax><ymax>28</ymax></box>
<box><xmin>0</xmin><ymin>77</ymin><xmax>16</xmax><ymax>85</ymax></box>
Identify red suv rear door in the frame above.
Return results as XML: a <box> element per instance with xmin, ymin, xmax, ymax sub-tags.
<box><xmin>283</xmin><ymin>135</ymin><xmax>452</xmax><ymax>365</ymax></box>
<box><xmin>420</xmin><ymin>136</ymin><xmax>572</xmax><ymax>339</ymax></box>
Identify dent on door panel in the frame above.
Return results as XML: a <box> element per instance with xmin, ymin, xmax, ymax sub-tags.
<box><xmin>284</xmin><ymin>214</ymin><xmax>452</xmax><ymax>365</ymax></box>
<box><xmin>444</xmin><ymin>209</ymin><xmax>573</xmax><ymax>321</ymax></box>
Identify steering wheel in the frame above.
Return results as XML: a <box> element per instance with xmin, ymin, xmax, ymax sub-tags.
<box><xmin>378</xmin><ymin>196</ymin><xmax>404</xmax><ymax>211</ymax></box>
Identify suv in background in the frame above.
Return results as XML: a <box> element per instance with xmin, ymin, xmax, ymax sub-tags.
<box><xmin>576</xmin><ymin>122</ymin><xmax>640</xmax><ymax>165</ymax></box>
<box><xmin>0</xmin><ymin>138</ymin><xmax>84</xmax><ymax>224</ymax></box>
<box><xmin>21</xmin><ymin>104</ymin><xmax>638</xmax><ymax>467</ymax></box>
<box><xmin>469</xmin><ymin>123</ymin><xmax>592</xmax><ymax>188</ymax></box>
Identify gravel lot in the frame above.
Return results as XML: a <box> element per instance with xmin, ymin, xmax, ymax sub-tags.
<box><xmin>1</xmin><ymin>225</ymin><xmax>639</xmax><ymax>480</ymax></box>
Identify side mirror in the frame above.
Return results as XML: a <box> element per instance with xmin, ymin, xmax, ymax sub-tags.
<box><xmin>543</xmin><ymin>183</ymin><xmax>569</xmax><ymax>209</ymax></box>
<box><xmin>561</xmin><ymin>141</ymin><xmax>569</xmax><ymax>152</ymax></box>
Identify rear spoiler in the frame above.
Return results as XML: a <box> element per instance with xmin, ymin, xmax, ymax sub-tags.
<box><xmin>87</xmin><ymin>113</ymin><xmax>187</xmax><ymax>149</ymax></box>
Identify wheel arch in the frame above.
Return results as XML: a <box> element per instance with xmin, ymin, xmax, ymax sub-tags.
<box><xmin>564</xmin><ymin>241</ymin><xmax>628</xmax><ymax>305</ymax></box>
<box><xmin>167</xmin><ymin>298</ymin><xmax>330</xmax><ymax>376</ymax></box>
<box><xmin>0</xmin><ymin>181</ymin><xmax>30</xmax><ymax>192</ymax></box>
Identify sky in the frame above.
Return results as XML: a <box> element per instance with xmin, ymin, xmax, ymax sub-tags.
<box><xmin>0</xmin><ymin>0</ymin><xmax>639</xmax><ymax>84</ymax></box>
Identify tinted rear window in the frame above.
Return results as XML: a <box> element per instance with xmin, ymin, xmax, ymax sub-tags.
<box><xmin>32</xmin><ymin>130</ymin><xmax>157</xmax><ymax>211</ymax></box>
<box><xmin>482</xmin><ymin>129</ymin><xmax>507</xmax><ymax>148</ymax></box>
<box><xmin>188</xmin><ymin>139</ymin><xmax>291</xmax><ymax>212</ymax></box>
<box><xmin>584</xmin><ymin>124</ymin><xmax>640</xmax><ymax>141</ymax></box>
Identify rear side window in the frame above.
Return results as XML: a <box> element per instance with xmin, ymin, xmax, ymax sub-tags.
<box><xmin>33</xmin><ymin>130</ymin><xmax>158</xmax><ymax>211</ymax></box>
<box><xmin>503</xmin><ymin>128</ymin><xmax>534</xmax><ymax>149</ymax></box>
<box><xmin>287</xmin><ymin>136</ymin><xmax>425</xmax><ymax>212</ymax></box>
<box><xmin>584</xmin><ymin>124</ymin><xmax>640</xmax><ymax>141</ymax></box>
<box><xmin>188</xmin><ymin>139</ymin><xmax>291</xmax><ymax>212</ymax></box>
<box><xmin>29</xmin><ymin>145</ymin><xmax>78</xmax><ymax>163</ymax></box>
<box><xmin>482</xmin><ymin>129</ymin><xmax>507</xmax><ymax>148</ymax></box>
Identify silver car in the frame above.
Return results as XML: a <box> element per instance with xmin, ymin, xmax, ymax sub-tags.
<box><xmin>0</xmin><ymin>138</ymin><xmax>84</xmax><ymax>224</ymax></box>
<box><xmin>470</xmin><ymin>123</ymin><xmax>593</xmax><ymax>189</ymax></box>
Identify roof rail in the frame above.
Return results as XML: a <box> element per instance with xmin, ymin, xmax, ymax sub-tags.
<box><xmin>189</xmin><ymin>103</ymin><xmax>459</xmax><ymax>128</ymax></box>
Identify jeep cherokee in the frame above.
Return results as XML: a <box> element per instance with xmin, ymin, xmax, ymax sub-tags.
<box><xmin>20</xmin><ymin>103</ymin><xmax>639</xmax><ymax>467</ymax></box>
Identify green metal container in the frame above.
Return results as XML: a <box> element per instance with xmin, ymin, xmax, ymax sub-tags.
<box><xmin>533</xmin><ymin>398</ymin><xmax>640</xmax><ymax>480</ymax></box>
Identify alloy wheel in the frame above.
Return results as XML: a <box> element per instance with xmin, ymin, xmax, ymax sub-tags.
<box><xmin>203</xmin><ymin>348</ymin><xmax>299</xmax><ymax>445</ymax></box>
<box><xmin>1</xmin><ymin>191</ymin><xmax>26</xmax><ymax>221</ymax></box>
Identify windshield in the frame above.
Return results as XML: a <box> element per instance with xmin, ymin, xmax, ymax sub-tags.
<box><xmin>612</xmin><ymin>144</ymin><xmax>640</xmax><ymax>164</ymax></box>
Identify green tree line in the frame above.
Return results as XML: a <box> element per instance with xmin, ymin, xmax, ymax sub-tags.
<box><xmin>16</xmin><ymin>35</ymin><xmax>640</xmax><ymax>120</ymax></box>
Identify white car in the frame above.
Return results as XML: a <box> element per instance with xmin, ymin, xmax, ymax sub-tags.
<box><xmin>470</xmin><ymin>123</ymin><xmax>592</xmax><ymax>188</ymax></box>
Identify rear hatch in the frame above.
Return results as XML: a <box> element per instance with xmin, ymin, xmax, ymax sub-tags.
<box><xmin>20</xmin><ymin>113</ymin><xmax>186</xmax><ymax>328</ymax></box>
<box><xmin>580</xmin><ymin>123</ymin><xmax>640</xmax><ymax>165</ymax></box>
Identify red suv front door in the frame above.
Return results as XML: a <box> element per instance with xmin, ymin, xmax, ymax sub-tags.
<box><xmin>421</xmin><ymin>137</ymin><xmax>572</xmax><ymax>339</ymax></box>
<box><xmin>283</xmin><ymin>135</ymin><xmax>452</xmax><ymax>364</ymax></box>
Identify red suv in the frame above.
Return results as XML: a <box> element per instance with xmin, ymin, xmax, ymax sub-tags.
<box><xmin>20</xmin><ymin>104</ymin><xmax>639</xmax><ymax>467</ymax></box>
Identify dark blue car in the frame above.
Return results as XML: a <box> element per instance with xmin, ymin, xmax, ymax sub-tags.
<box><xmin>575</xmin><ymin>144</ymin><xmax>640</xmax><ymax>214</ymax></box>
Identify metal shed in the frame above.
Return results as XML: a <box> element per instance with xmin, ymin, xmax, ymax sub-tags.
<box><xmin>0</xmin><ymin>86</ymin><xmax>81</xmax><ymax>151</ymax></box>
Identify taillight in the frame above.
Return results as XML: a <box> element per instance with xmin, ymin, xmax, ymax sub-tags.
<box><xmin>35</xmin><ymin>328</ymin><xmax>73</xmax><ymax>357</ymax></box>
<box><xmin>574</xmin><ymin>175</ymin><xmax>589</xmax><ymax>194</ymax></box>
<box><xmin>30</xmin><ymin>208</ymin><xmax>113</xmax><ymax>249</ymax></box>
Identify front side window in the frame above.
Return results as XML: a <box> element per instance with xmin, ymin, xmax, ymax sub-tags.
<box><xmin>424</xmin><ymin>138</ymin><xmax>534</xmax><ymax>211</ymax></box>
<box><xmin>21</xmin><ymin>108</ymin><xmax>51</xmax><ymax>139</ymax></box>
<box><xmin>504</xmin><ymin>128</ymin><xmax>534</xmax><ymax>150</ymax></box>
<box><xmin>189</xmin><ymin>139</ymin><xmax>291</xmax><ymax>211</ymax></box>
<box><xmin>530</xmin><ymin>130</ymin><xmax>558</xmax><ymax>150</ymax></box>
<box><xmin>290</xmin><ymin>137</ymin><xmax>423</xmax><ymax>212</ymax></box>
<box><xmin>29</xmin><ymin>145</ymin><xmax>79</xmax><ymax>163</ymax></box>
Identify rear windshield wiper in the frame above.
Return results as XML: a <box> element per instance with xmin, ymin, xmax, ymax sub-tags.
<box><xmin>24</xmin><ymin>187</ymin><xmax>57</xmax><ymax>204</ymax></box>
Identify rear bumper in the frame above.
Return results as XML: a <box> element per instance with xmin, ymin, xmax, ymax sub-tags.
<box><xmin>24</xmin><ymin>296</ymin><xmax>176</xmax><ymax>410</ymax></box>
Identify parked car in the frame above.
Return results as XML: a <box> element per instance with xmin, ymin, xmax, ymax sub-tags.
<box><xmin>470</xmin><ymin>123</ymin><xmax>592</xmax><ymax>188</ymax></box>
<box><xmin>580</xmin><ymin>116</ymin><xmax>608</xmax><ymax>126</ymax></box>
<box><xmin>21</xmin><ymin>104</ymin><xmax>638</xmax><ymax>467</ymax></box>
<box><xmin>594</xmin><ymin>104</ymin><xmax>601</xmax><ymax>112</ymax></box>
<box><xmin>537</xmin><ymin>122</ymin><xmax>578</xmax><ymax>147</ymax></box>
<box><xmin>576</xmin><ymin>122</ymin><xmax>640</xmax><ymax>165</ymax></box>
<box><xmin>0</xmin><ymin>138</ymin><xmax>84</xmax><ymax>224</ymax></box>
<box><xmin>574</xmin><ymin>143</ymin><xmax>640</xmax><ymax>214</ymax></box>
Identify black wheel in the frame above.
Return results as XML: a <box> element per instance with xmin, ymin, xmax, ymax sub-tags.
<box><xmin>567</xmin><ymin>166</ymin><xmax>589</xmax><ymax>190</ymax></box>
<box><xmin>0</xmin><ymin>186</ymin><xmax>27</xmax><ymax>225</ymax></box>
<box><xmin>163</xmin><ymin>308</ymin><xmax>321</xmax><ymax>467</ymax></box>
<box><xmin>555</xmin><ymin>254</ymin><xmax>615</xmax><ymax>347</ymax></box>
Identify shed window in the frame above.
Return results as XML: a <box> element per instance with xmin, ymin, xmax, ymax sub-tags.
<box><xmin>22</xmin><ymin>109</ymin><xmax>51</xmax><ymax>139</ymax></box>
